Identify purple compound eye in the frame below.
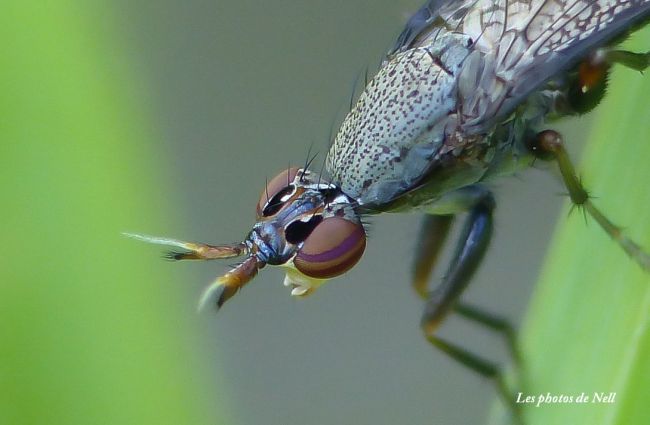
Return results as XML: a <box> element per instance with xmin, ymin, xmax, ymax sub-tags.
<box><xmin>257</xmin><ymin>167</ymin><xmax>299</xmax><ymax>217</ymax></box>
<box><xmin>294</xmin><ymin>217</ymin><xmax>366</xmax><ymax>279</ymax></box>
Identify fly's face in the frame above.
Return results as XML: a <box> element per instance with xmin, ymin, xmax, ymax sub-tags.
<box><xmin>127</xmin><ymin>168</ymin><xmax>366</xmax><ymax>309</ymax></box>
<box><xmin>249</xmin><ymin>167</ymin><xmax>366</xmax><ymax>297</ymax></box>
<box><xmin>250</xmin><ymin>167</ymin><xmax>329</xmax><ymax>268</ymax></box>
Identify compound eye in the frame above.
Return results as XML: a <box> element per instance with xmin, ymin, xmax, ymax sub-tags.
<box><xmin>257</xmin><ymin>167</ymin><xmax>299</xmax><ymax>217</ymax></box>
<box><xmin>294</xmin><ymin>217</ymin><xmax>366</xmax><ymax>279</ymax></box>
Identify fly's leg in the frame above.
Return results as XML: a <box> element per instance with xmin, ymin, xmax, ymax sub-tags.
<box><xmin>427</xmin><ymin>337</ymin><xmax>522</xmax><ymax>424</ymax></box>
<box><xmin>527</xmin><ymin>130</ymin><xmax>650</xmax><ymax>271</ymax></box>
<box><xmin>420</xmin><ymin>186</ymin><xmax>494</xmax><ymax>334</ymax></box>
<box><xmin>454</xmin><ymin>302</ymin><xmax>522</xmax><ymax>367</ymax></box>
<box><xmin>412</xmin><ymin>215</ymin><xmax>454</xmax><ymax>299</ymax></box>
<box><xmin>605</xmin><ymin>50</ymin><xmax>650</xmax><ymax>71</ymax></box>
<box><xmin>413</xmin><ymin>215</ymin><xmax>521</xmax><ymax>365</ymax></box>
<box><xmin>416</xmin><ymin>186</ymin><xmax>523</xmax><ymax>423</ymax></box>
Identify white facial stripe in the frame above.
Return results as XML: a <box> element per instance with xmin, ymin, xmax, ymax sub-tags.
<box><xmin>279</xmin><ymin>186</ymin><xmax>296</xmax><ymax>202</ymax></box>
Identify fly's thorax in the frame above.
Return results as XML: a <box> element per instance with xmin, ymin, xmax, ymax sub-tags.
<box><xmin>327</xmin><ymin>29</ymin><xmax>473</xmax><ymax>206</ymax></box>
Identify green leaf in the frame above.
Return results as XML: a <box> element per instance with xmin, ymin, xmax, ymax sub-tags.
<box><xmin>0</xmin><ymin>2</ymin><xmax>227</xmax><ymax>424</ymax></box>
<box><xmin>517</xmin><ymin>29</ymin><xmax>650</xmax><ymax>424</ymax></box>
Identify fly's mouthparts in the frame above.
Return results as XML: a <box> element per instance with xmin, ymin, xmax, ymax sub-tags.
<box><xmin>124</xmin><ymin>232</ymin><xmax>264</xmax><ymax>310</ymax></box>
<box><xmin>198</xmin><ymin>255</ymin><xmax>260</xmax><ymax>311</ymax></box>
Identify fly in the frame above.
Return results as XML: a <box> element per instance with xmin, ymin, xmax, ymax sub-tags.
<box><xmin>127</xmin><ymin>1</ymin><xmax>650</xmax><ymax>422</ymax></box>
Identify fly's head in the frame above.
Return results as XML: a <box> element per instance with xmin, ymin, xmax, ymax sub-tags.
<box><xmin>250</xmin><ymin>168</ymin><xmax>366</xmax><ymax>296</ymax></box>
<box><xmin>127</xmin><ymin>168</ymin><xmax>366</xmax><ymax>310</ymax></box>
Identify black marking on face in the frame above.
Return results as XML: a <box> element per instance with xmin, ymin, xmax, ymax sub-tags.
<box><xmin>319</xmin><ymin>187</ymin><xmax>340</xmax><ymax>204</ymax></box>
<box><xmin>285</xmin><ymin>215</ymin><xmax>323</xmax><ymax>245</ymax></box>
<box><xmin>262</xmin><ymin>185</ymin><xmax>295</xmax><ymax>217</ymax></box>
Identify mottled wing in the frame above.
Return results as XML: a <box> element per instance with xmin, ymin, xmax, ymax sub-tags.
<box><xmin>418</xmin><ymin>0</ymin><xmax>650</xmax><ymax>131</ymax></box>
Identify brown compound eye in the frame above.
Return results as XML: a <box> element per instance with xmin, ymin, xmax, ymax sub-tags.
<box><xmin>294</xmin><ymin>217</ymin><xmax>366</xmax><ymax>279</ymax></box>
<box><xmin>257</xmin><ymin>167</ymin><xmax>300</xmax><ymax>217</ymax></box>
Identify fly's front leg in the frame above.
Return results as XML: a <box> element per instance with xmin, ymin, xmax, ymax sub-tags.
<box><xmin>454</xmin><ymin>302</ymin><xmax>522</xmax><ymax>366</ymax></box>
<box><xmin>414</xmin><ymin>195</ymin><xmax>519</xmax><ymax>363</ymax></box>
<box><xmin>527</xmin><ymin>130</ymin><xmax>650</xmax><ymax>271</ymax></box>
<box><xmin>412</xmin><ymin>215</ymin><xmax>454</xmax><ymax>299</ymax></box>
<box><xmin>420</xmin><ymin>186</ymin><xmax>494</xmax><ymax>334</ymax></box>
<box><xmin>415</xmin><ymin>186</ymin><xmax>523</xmax><ymax>423</ymax></box>
<box><xmin>413</xmin><ymin>217</ymin><xmax>522</xmax><ymax>362</ymax></box>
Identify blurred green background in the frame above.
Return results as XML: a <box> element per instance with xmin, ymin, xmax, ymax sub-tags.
<box><xmin>1</xmin><ymin>1</ymin><xmax>647</xmax><ymax>424</ymax></box>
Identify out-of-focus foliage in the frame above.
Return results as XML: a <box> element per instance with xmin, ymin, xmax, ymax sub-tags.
<box><xmin>517</xmin><ymin>28</ymin><xmax>650</xmax><ymax>425</ymax></box>
<box><xmin>0</xmin><ymin>2</ymin><xmax>226</xmax><ymax>424</ymax></box>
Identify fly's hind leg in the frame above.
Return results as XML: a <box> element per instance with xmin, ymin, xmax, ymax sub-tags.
<box><xmin>414</xmin><ymin>186</ymin><xmax>523</xmax><ymax>423</ymax></box>
<box><xmin>605</xmin><ymin>49</ymin><xmax>649</xmax><ymax>71</ymax></box>
<box><xmin>527</xmin><ymin>130</ymin><xmax>650</xmax><ymax>271</ymax></box>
